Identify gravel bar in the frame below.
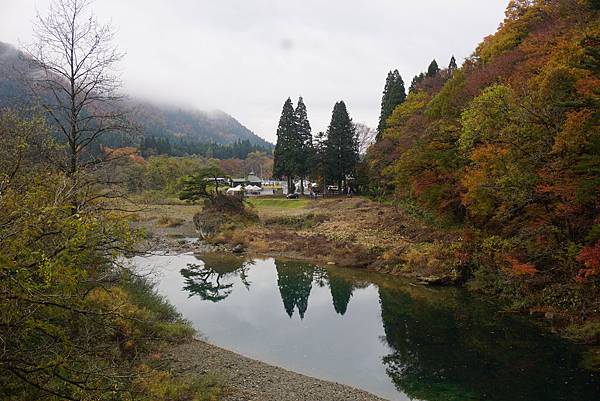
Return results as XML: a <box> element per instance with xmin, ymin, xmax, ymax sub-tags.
<box><xmin>169</xmin><ymin>339</ymin><xmax>391</xmax><ymax>401</ymax></box>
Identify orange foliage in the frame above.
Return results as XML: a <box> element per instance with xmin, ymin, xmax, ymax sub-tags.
<box><xmin>505</xmin><ymin>256</ymin><xmax>539</xmax><ymax>276</ymax></box>
<box><xmin>576</xmin><ymin>241</ymin><xmax>600</xmax><ymax>282</ymax></box>
<box><xmin>102</xmin><ymin>146</ymin><xmax>145</xmax><ymax>164</ymax></box>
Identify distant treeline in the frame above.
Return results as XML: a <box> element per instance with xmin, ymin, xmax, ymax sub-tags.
<box><xmin>139</xmin><ymin>136</ymin><xmax>273</xmax><ymax>159</ymax></box>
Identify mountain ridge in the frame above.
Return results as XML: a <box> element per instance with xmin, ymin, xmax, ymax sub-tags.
<box><xmin>0</xmin><ymin>40</ymin><xmax>272</xmax><ymax>149</ymax></box>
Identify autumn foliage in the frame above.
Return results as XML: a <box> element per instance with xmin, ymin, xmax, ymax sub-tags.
<box><xmin>367</xmin><ymin>0</ymin><xmax>600</xmax><ymax>308</ymax></box>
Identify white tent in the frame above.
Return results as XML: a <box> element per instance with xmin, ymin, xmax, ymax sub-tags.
<box><xmin>245</xmin><ymin>185</ymin><xmax>262</xmax><ymax>194</ymax></box>
<box><xmin>226</xmin><ymin>185</ymin><xmax>244</xmax><ymax>194</ymax></box>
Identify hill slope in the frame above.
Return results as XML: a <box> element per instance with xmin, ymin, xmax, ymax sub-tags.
<box><xmin>0</xmin><ymin>41</ymin><xmax>271</xmax><ymax>149</ymax></box>
<box><xmin>127</xmin><ymin>99</ymin><xmax>271</xmax><ymax>147</ymax></box>
<box><xmin>367</xmin><ymin>0</ymin><xmax>600</xmax><ymax>341</ymax></box>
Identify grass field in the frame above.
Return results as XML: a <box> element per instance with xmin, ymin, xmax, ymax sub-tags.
<box><xmin>248</xmin><ymin>198</ymin><xmax>311</xmax><ymax>209</ymax></box>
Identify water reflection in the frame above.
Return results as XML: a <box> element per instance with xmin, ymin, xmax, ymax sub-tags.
<box><xmin>142</xmin><ymin>254</ymin><xmax>600</xmax><ymax>401</ymax></box>
<box><xmin>180</xmin><ymin>254</ymin><xmax>250</xmax><ymax>302</ymax></box>
<box><xmin>275</xmin><ymin>260</ymin><xmax>315</xmax><ymax>319</ymax></box>
<box><xmin>180</xmin><ymin>255</ymin><xmax>362</xmax><ymax>319</ymax></box>
<box><xmin>327</xmin><ymin>271</ymin><xmax>355</xmax><ymax>315</ymax></box>
<box><xmin>378</xmin><ymin>286</ymin><xmax>600</xmax><ymax>401</ymax></box>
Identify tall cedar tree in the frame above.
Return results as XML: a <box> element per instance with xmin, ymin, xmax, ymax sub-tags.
<box><xmin>426</xmin><ymin>59</ymin><xmax>440</xmax><ymax>77</ymax></box>
<box><xmin>377</xmin><ymin>70</ymin><xmax>406</xmax><ymax>139</ymax></box>
<box><xmin>294</xmin><ymin>97</ymin><xmax>313</xmax><ymax>194</ymax></box>
<box><xmin>312</xmin><ymin>131</ymin><xmax>327</xmax><ymax>189</ymax></box>
<box><xmin>325</xmin><ymin>101</ymin><xmax>359</xmax><ymax>190</ymax></box>
<box><xmin>273</xmin><ymin>98</ymin><xmax>300</xmax><ymax>192</ymax></box>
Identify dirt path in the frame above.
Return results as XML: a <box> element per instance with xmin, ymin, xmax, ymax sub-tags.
<box><xmin>168</xmin><ymin>339</ymin><xmax>390</xmax><ymax>401</ymax></box>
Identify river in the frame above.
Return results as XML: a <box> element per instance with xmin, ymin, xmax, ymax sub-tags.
<box><xmin>132</xmin><ymin>252</ymin><xmax>600</xmax><ymax>401</ymax></box>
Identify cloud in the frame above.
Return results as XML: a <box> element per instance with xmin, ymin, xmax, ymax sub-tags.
<box><xmin>0</xmin><ymin>0</ymin><xmax>508</xmax><ymax>142</ymax></box>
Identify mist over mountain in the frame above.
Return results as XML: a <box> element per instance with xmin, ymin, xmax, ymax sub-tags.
<box><xmin>0</xmin><ymin>41</ymin><xmax>272</xmax><ymax>149</ymax></box>
<box><xmin>127</xmin><ymin>99</ymin><xmax>272</xmax><ymax>148</ymax></box>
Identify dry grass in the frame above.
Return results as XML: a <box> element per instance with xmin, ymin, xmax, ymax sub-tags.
<box><xmin>131</xmin><ymin>195</ymin><xmax>461</xmax><ymax>276</ymax></box>
<box><xmin>157</xmin><ymin>216</ymin><xmax>185</xmax><ymax>228</ymax></box>
<box><xmin>127</xmin><ymin>203</ymin><xmax>202</xmax><ymax>239</ymax></box>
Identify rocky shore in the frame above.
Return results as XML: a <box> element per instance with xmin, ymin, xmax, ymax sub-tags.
<box><xmin>169</xmin><ymin>339</ymin><xmax>390</xmax><ymax>401</ymax></box>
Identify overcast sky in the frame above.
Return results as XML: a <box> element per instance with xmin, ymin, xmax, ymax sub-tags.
<box><xmin>0</xmin><ymin>0</ymin><xmax>508</xmax><ymax>143</ymax></box>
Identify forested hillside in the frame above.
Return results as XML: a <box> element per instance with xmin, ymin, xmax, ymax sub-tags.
<box><xmin>367</xmin><ymin>0</ymin><xmax>600</xmax><ymax>334</ymax></box>
<box><xmin>0</xmin><ymin>41</ymin><xmax>271</xmax><ymax>151</ymax></box>
<box><xmin>127</xmin><ymin>100</ymin><xmax>272</xmax><ymax>149</ymax></box>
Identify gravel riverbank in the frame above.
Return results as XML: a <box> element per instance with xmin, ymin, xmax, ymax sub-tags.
<box><xmin>168</xmin><ymin>339</ymin><xmax>390</xmax><ymax>401</ymax></box>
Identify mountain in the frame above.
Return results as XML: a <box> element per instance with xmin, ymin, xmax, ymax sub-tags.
<box><xmin>0</xmin><ymin>41</ymin><xmax>272</xmax><ymax>149</ymax></box>
<box><xmin>127</xmin><ymin>99</ymin><xmax>272</xmax><ymax>148</ymax></box>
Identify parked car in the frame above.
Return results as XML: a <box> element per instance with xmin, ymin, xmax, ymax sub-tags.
<box><xmin>327</xmin><ymin>185</ymin><xmax>339</xmax><ymax>192</ymax></box>
<box><xmin>286</xmin><ymin>193</ymin><xmax>299</xmax><ymax>199</ymax></box>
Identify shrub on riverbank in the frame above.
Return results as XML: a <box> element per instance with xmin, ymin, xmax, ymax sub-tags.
<box><xmin>193</xmin><ymin>194</ymin><xmax>259</xmax><ymax>242</ymax></box>
<box><xmin>0</xmin><ymin>111</ymin><xmax>222</xmax><ymax>400</ymax></box>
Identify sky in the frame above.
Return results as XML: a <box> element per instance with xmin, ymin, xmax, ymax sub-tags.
<box><xmin>0</xmin><ymin>0</ymin><xmax>509</xmax><ymax>143</ymax></box>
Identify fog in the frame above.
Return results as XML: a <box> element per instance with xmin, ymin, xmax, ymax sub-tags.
<box><xmin>0</xmin><ymin>0</ymin><xmax>508</xmax><ymax>142</ymax></box>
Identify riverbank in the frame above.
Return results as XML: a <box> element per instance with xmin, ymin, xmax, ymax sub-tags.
<box><xmin>168</xmin><ymin>339</ymin><xmax>388</xmax><ymax>401</ymax></box>
<box><xmin>128</xmin><ymin>195</ymin><xmax>600</xmax><ymax>369</ymax></box>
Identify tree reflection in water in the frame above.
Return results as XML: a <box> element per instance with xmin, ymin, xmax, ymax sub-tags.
<box><xmin>179</xmin><ymin>254</ymin><xmax>251</xmax><ymax>302</ymax></box>
<box><xmin>377</xmin><ymin>286</ymin><xmax>600</xmax><ymax>401</ymax></box>
<box><xmin>275</xmin><ymin>260</ymin><xmax>316</xmax><ymax>319</ymax></box>
<box><xmin>176</xmin><ymin>257</ymin><xmax>600</xmax><ymax>401</ymax></box>
<box><xmin>274</xmin><ymin>262</ymin><xmax>360</xmax><ymax>318</ymax></box>
<box><xmin>326</xmin><ymin>271</ymin><xmax>355</xmax><ymax>315</ymax></box>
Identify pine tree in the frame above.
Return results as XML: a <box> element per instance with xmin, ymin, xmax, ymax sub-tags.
<box><xmin>294</xmin><ymin>97</ymin><xmax>313</xmax><ymax>194</ymax></box>
<box><xmin>273</xmin><ymin>98</ymin><xmax>299</xmax><ymax>192</ymax></box>
<box><xmin>325</xmin><ymin>101</ymin><xmax>359</xmax><ymax>191</ymax></box>
<box><xmin>427</xmin><ymin>59</ymin><xmax>440</xmax><ymax>77</ymax></box>
<box><xmin>377</xmin><ymin>70</ymin><xmax>406</xmax><ymax>140</ymax></box>
<box><xmin>448</xmin><ymin>56</ymin><xmax>458</xmax><ymax>74</ymax></box>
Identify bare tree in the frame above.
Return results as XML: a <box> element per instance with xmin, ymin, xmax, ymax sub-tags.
<box><xmin>354</xmin><ymin>122</ymin><xmax>377</xmax><ymax>156</ymax></box>
<box><xmin>23</xmin><ymin>0</ymin><xmax>128</xmax><ymax>194</ymax></box>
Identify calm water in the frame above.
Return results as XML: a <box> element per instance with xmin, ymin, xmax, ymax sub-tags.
<box><xmin>133</xmin><ymin>253</ymin><xmax>600</xmax><ymax>401</ymax></box>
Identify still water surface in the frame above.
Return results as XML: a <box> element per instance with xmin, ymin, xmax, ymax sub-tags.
<box><xmin>133</xmin><ymin>253</ymin><xmax>600</xmax><ymax>401</ymax></box>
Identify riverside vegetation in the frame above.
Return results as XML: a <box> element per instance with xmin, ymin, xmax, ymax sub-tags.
<box><xmin>365</xmin><ymin>0</ymin><xmax>600</xmax><ymax>349</ymax></box>
<box><xmin>0</xmin><ymin>0</ymin><xmax>224</xmax><ymax>399</ymax></box>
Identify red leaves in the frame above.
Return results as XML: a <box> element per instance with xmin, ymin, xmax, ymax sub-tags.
<box><xmin>576</xmin><ymin>241</ymin><xmax>600</xmax><ymax>282</ymax></box>
<box><xmin>505</xmin><ymin>256</ymin><xmax>539</xmax><ymax>276</ymax></box>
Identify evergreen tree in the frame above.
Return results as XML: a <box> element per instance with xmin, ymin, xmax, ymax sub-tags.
<box><xmin>294</xmin><ymin>97</ymin><xmax>313</xmax><ymax>194</ymax></box>
<box><xmin>324</xmin><ymin>101</ymin><xmax>359</xmax><ymax>190</ymax></box>
<box><xmin>448</xmin><ymin>55</ymin><xmax>458</xmax><ymax>74</ymax></box>
<box><xmin>273</xmin><ymin>98</ymin><xmax>299</xmax><ymax>192</ymax></box>
<box><xmin>377</xmin><ymin>70</ymin><xmax>406</xmax><ymax>139</ymax></box>
<box><xmin>427</xmin><ymin>59</ymin><xmax>440</xmax><ymax>77</ymax></box>
<box><xmin>312</xmin><ymin>131</ymin><xmax>328</xmax><ymax>191</ymax></box>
